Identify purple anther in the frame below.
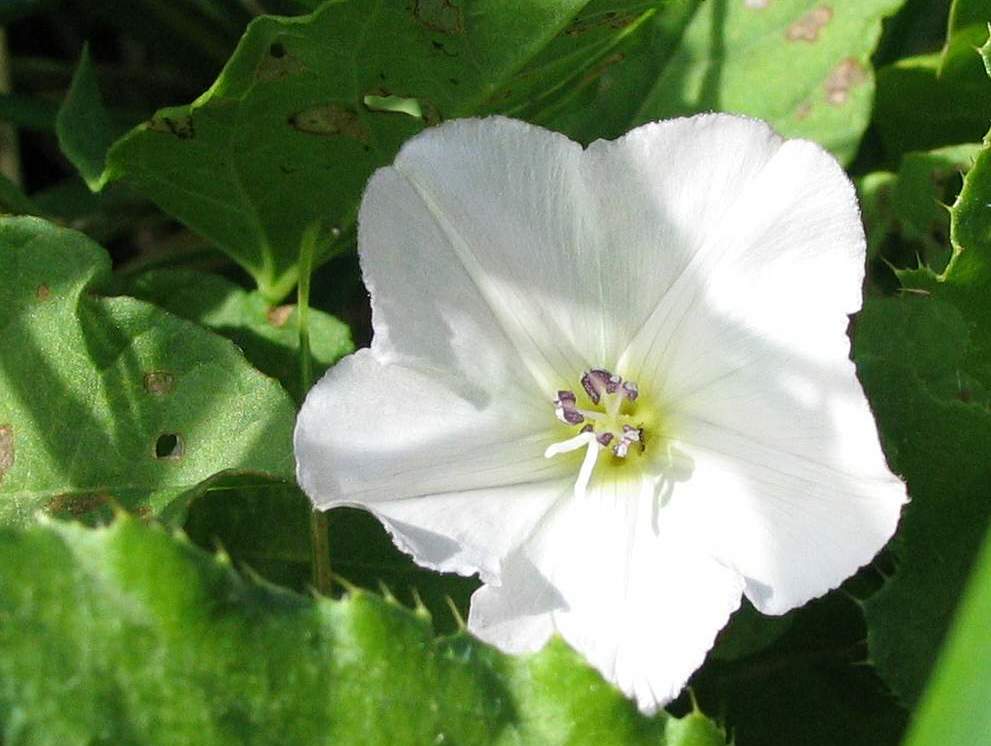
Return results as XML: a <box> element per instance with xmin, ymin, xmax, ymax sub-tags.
<box><xmin>613</xmin><ymin>440</ymin><xmax>630</xmax><ymax>458</ymax></box>
<box><xmin>580</xmin><ymin>424</ymin><xmax>594</xmax><ymax>434</ymax></box>
<box><xmin>581</xmin><ymin>369</ymin><xmax>619</xmax><ymax>403</ymax></box>
<box><xmin>554</xmin><ymin>390</ymin><xmax>584</xmax><ymax>425</ymax></box>
<box><xmin>622</xmin><ymin>380</ymin><xmax>639</xmax><ymax>401</ymax></box>
<box><xmin>622</xmin><ymin>424</ymin><xmax>641</xmax><ymax>442</ymax></box>
<box><xmin>596</xmin><ymin>432</ymin><xmax>614</xmax><ymax>447</ymax></box>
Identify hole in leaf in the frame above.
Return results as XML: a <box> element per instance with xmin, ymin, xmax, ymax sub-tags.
<box><xmin>269</xmin><ymin>41</ymin><xmax>286</xmax><ymax>58</ymax></box>
<box><xmin>363</xmin><ymin>94</ymin><xmax>423</xmax><ymax>120</ymax></box>
<box><xmin>155</xmin><ymin>433</ymin><xmax>184</xmax><ymax>460</ymax></box>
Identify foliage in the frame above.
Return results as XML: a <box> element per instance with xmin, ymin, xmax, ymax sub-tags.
<box><xmin>0</xmin><ymin>0</ymin><xmax>989</xmax><ymax>743</ymax></box>
<box><xmin>0</xmin><ymin>516</ymin><xmax>724</xmax><ymax>746</ymax></box>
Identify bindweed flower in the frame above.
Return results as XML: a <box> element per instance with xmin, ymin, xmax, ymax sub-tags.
<box><xmin>294</xmin><ymin>115</ymin><xmax>906</xmax><ymax>711</ymax></box>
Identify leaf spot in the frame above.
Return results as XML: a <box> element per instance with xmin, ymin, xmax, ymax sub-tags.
<box><xmin>36</xmin><ymin>284</ymin><xmax>51</xmax><ymax>301</ymax></box>
<box><xmin>824</xmin><ymin>58</ymin><xmax>867</xmax><ymax>105</ymax></box>
<box><xmin>786</xmin><ymin>6</ymin><xmax>832</xmax><ymax>42</ymax></box>
<box><xmin>413</xmin><ymin>0</ymin><xmax>464</xmax><ymax>34</ymax></box>
<box><xmin>155</xmin><ymin>433</ymin><xmax>184</xmax><ymax>460</ymax></box>
<box><xmin>289</xmin><ymin>105</ymin><xmax>369</xmax><ymax>142</ymax></box>
<box><xmin>143</xmin><ymin>371</ymin><xmax>176</xmax><ymax>395</ymax></box>
<box><xmin>45</xmin><ymin>492</ymin><xmax>110</xmax><ymax>516</ymax></box>
<box><xmin>147</xmin><ymin>114</ymin><xmax>195</xmax><ymax>139</ymax></box>
<box><xmin>266</xmin><ymin>304</ymin><xmax>295</xmax><ymax>328</ymax></box>
<box><xmin>0</xmin><ymin>425</ymin><xmax>13</xmax><ymax>485</ymax></box>
<box><xmin>257</xmin><ymin>41</ymin><xmax>307</xmax><ymax>81</ymax></box>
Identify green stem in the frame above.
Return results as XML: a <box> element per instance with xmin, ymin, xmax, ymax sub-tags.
<box><xmin>298</xmin><ymin>221</ymin><xmax>332</xmax><ymax>595</ymax></box>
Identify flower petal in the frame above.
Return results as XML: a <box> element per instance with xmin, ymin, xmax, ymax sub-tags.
<box><xmin>615</xmin><ymin>114</ymin><xmax>865</xmax><ymax>387</ymax></box>
<box><xmin>467</xmin><ymin>475</ymin><xmax>745</xmax><ymax>712</ymax></box>
<box><xmin>362</xmin><ymin>116</ymin><xmax>629</xmax><ymax>396</ymax></box>
<box><xmin>665</xmin><ymin>353</ymin><xmax>906</xmax><ymax>615</ymax></box>
<box><xmin>594</xmin><ymin>113</ymin><xmax>905</xmax><ymax>614</ymax></box>
<box><xmin>295</xmin><ymin>349</ymin><xmax>570</xmax><ymax>578</ymax></box>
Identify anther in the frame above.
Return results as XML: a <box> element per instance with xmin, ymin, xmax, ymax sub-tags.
<box><xmin>554</xmin><ymin>390</ymin><xmax>584</xmax><ymax>425</ymax></box>
<box><xmin>581</xmin><ymin>369</ymin><xmax>620</xmax><ymax>404</ymax></box>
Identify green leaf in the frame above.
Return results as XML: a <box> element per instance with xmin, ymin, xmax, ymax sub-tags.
<box><xmin>480</xmin><ymin>0</ymin><xmax>664</xmax><ymax>127</ymax></box>
<box><xmin>55</xmin><ymin>46</ymin><xmax>127</xmax><ymax>191</ymax></box>
<box><xmin>861</xmin><ymin>114</ymin><xmax>991</xmax><ymax>704</ymax></box>
<box><xmin>551</xmin><ymin>0</ymin><xmax>903</xmax><ymax>163</ymax></box>
<box><xmin>903</xmin><ymin>522</ymin><xmax>991</xmax><ymax>746</ymax></box>
<box><xmin>79</xmin><ymin>0</ymin><xmax>595</xmax><ymax>301</ymax></box>
<box><xmin>124</xmin><ymin>269</ymin><xmax>353</xmax><ymax>401</ymax></box>
<box><xmin>0</xmin><ymin>516</ymin><xmax>728</xmax><ymax>746</ymax></box>
<box><xmin>855</xmin><ymin>296</ymin><xmax>991</xmax><ymax>706</ymax></box>
<box><xmin>874</xmin><ymin>13</ymin><xmax>991</xmax><ymax>158</ymax></box>
<box><xmin>0</xmin><ymin>216</ymin><xmax>296</xmax><ymax>527</ymax></box>
<box><xmin>857</xmin><ymin>143</ymin><xmax>979</xmax><ymax>263</ymax></box>
<box><xmin>693</xmin><ymin>593</ymin><xmax>908</xmax><ymax>746</ymax></box>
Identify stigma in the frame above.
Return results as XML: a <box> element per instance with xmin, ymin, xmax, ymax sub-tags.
<box><xmin>546</xmin><ymin>368</ymin><xmax>646</xmax><ymax>498</ymax></box>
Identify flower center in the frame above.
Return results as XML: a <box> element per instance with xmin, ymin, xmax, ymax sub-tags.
<box><xmin>545</xmin><ymin>368</ymin><xmax>648</xmax><ymax>498</ymax></box>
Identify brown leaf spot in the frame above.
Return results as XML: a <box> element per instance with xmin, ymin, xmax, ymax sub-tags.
<box><xmin>267</xmin><ymin>304</ymin><xmax>295</xmax><ymax>328</ymax></box>
<box><xmin>289</xmin><ymin>105</ymin><xmax>369</xmax><ymax>142</ymax></box>
<box><xmin>36</xmin><ymin>284</ymin><xmax>51</xmax><ymax>301</ymax></box>
<box><xmin>0</xmin><ymin>425</ymin><xmax>13</xmax><ymax>485</ymax></box>
<box><xmin>147</xmin><ymin>114</ymin><xmax>195</xmax><ymax>139</ymax></box>
<box><xmin>786</xmin><ymin>6</ymin><xmax>832</xmax><ymax>42</ymax></box>
<box><xmin>824</xmin><ymin>58</ymin><xmax>867</xmax><ymax>105</ymax></box>
<box><xmin>46</xmin><ymin>492</ymin><xmax>111</xmax><ymax>516</ymax></box>
<box><xmin>413</xmin><ymin>0</ymin><xmax>464</xmax><ymax>34</ymax></box>
<box><xmin>795</xmin><ymin>101</ymin><xmax>813</xmax><ymax>121</ymax></box>
<box><xmin>143</xmin><ymin>371</ymin><xmax>176</xmax><ymax>396</ymax></box>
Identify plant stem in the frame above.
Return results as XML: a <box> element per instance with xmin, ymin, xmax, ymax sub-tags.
<box><xmin>298</xmin><ymin>221</ymin><xmax>332</xmax><ymax>595</ymax></box>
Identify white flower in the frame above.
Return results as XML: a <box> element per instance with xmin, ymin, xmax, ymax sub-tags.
<box><xmin>294</xmin><ymin>114</ymin><xmax>906</xmax><ymax>712</ymax></box>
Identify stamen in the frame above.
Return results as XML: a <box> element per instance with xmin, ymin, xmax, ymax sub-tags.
<box><xmin>581</xmin><ymin>369</ymin><xmax>620</xmax><ymax>404</ymax></box>
<box><xmin>549</xmin><ymin>370</ymin><xmax>647</xmax><ymax>494</ymax></box>
<box><xmin>554</xmin><ymin>390</ymin><xmax>584</xmax><ymax>425</ymax></box>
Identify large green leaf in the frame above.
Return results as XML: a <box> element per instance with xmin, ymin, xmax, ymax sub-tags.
<box><xmin>855</xmin><ymin>296</ymin><xmax>991</xmax><ymax>706</ymax></box>
<box><xmin>0</xmin><ymin>516</ymin><xmax>727</xmax><ymax>746</ymax></box>
<box><xmin>860</xmin><ymin>75</ymin><xmax>991</xmax><ymax>704</ymax></box>
<box><xmin>694</xmin><ymin>593</ymin><xmax>907</xmax><ymax>746</ymax></box>
<box><xmin>903</xmin><ymin>522</ymin><xmax>991</xmax><ymax>746</ymax></box>
<box><xmin>124</xmin><ymin>269</ymin><xmax>353</xmax><ymax>402</ymax></box>
<box><xmin>544</xmin><ymin>0</ymin><xmax>903</xmax><ymax>163</ymax></box>
<box><xmin>66</xmin><ymin>0</ymin><xmax>596</xmax><ymax>301</ymax></box>
<box><xmin>0</xmin><ymin>216</ymin><xmax>296</xmax><ymax>527</ymax></box>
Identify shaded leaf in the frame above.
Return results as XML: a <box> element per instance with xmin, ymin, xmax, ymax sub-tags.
<box><xmin>857</xmin><ymin>143</ymin><xmax>979</xmax><ymax>263</ymax></box>
<box><xmin>855</xmin><ymin>296</ymin><xmax>991</xmax><ymax>706</ymax></box>
<box><xmin>692</xmin><ymin>594</ymin><xmax>907</xmax><ymax>746</ymax></box>
<box><xmin>874</xmin><ymin>11</ymin><xmax>991</xmax><ymax>158</ymax></box>
<box><xmin>75</xmin><ymin>0</ymin><xmax>595</xmax><ymax>301</ymax></box>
